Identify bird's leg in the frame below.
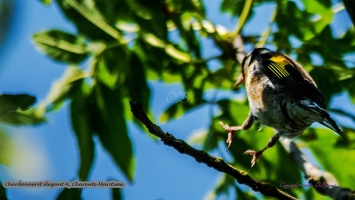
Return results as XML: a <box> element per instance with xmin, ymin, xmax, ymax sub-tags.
<box><xmin>219</xmin><ymin>112</ymin><xmax>254</xmax><ymax>148</ymax></box>
<box><xmin>244</xmin><ymin>133</ymin><xmax>281</xmax><ymax>166</ymax></box>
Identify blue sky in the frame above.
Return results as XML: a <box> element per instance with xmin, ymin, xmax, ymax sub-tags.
<box><xmin>0</xmin><ymin>1</ymin><xmax>353</xmax><ymax>200</ymax></box>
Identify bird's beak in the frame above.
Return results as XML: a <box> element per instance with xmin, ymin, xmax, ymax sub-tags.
<box><xmin>233</xmin><ymin>74</ymin><xmax>244</xmax><ymax>88</ymax></box>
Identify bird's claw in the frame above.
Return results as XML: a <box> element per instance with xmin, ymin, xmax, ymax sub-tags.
<box><xmin>219</xmin><ymin>122</ymin><xmax>235</xmax><ymax>149</ymax></box>
<box><xmin>226</xmin><ymin>132</ymin><xmax>234</xmax><ymax>149</ymax></box>
<box><xmin>244</xmin><ymin>150</ymin><xmax>264</xmax><ymax>167</ymax></box>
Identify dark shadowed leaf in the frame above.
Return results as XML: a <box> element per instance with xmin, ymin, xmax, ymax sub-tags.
<box><xmin>214</xmin><ymin>174</ymin><xmax>234</xmax><ymax>197</ymax></box>
<box><xmin>221</xmin><ymin>0</ymin><xmax>247</xmax><ymax>16</ymax></box>
<box><xmin>0</xmin><ymin>94</ymin><xmax>44</xmax><ymax>125</ymax></box>
<box><xmin>95</xmin><ymin>46</ymin><xmax>130</xmax><ymax>89</ymax></box>
<box><xmin>127</xmin><ymin>0</ymin><xmax>167</xmax><ymax>39</ymax></box>
<box><xmin>0</xmin><ymin>94</ymin><xmax>35</xmax><ymax>113</ymax></box>
<box><xmin>55</xmin><ymin>0</ymin><xmax>121</xmax><ymax>41</ymax></box>
<box><xmin>70</xmin><ymin>81</ymin><xmax>95</xmax><ymax>180</ymax></box>
<box><xmin>0</xmin><ymin>180</ymin><xmax>7</xmax><ymax>200</ymax></box>
<box><xmin>126</xmin><ymin>53</ymin><xmax>150</xmax><ymax>108</ymax></box>
<box><xmin>235</xmin><ymin>186</ymin><xmax>258</xmax><ymax>200</ymax></box>
<box><xmin>343</xmin><ymin>0</ymin><xmax>355</xmax><ymax>27</ymax></box>
<box><xmin>93</xmin><ymin>83</ymin><xmax>135</xmax><ymax>181</ymax></box>
<box><xmin>57</xmin><ymin>188</ymin><xmax>81</xmax><ymax>200</ymax></box>
<box><xmin>32</xmin><ymin>29</ymin><xmax>88</xmax><ymax>63</ymax></box>
<box><xmin>111</xmin><ymin>188</ymin><xmax>122</xmax><ymax>200</ymax></box>
<box><xmin>0</xmin><ymin>109</ymin><xmax>45</xmax><ymax>125</ymax></box>
<box><xmin>310</xmin><ymin>66</ymin><xmax>343</xmax><ymax>105</ymax></box>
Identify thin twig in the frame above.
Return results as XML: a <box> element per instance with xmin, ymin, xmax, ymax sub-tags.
<box><xmin>130</xmin><ymin>101</ymin><xmax>297</xmax><ymax>200</ymax></box>
<box><xmin>233</xmin><ymin>0</ymin><xmax>253</xmax><ymax>37</ymax></box>
<box><xmin>281</xmin><ymin>140</ymin><xmax>355</xmax><ymax>200</ymax></box>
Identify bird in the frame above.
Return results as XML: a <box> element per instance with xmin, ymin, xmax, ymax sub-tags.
<box><xmin>219</xmin><ymin>48</ymin><xmax>343</xmax><ymax>167</ymax></box>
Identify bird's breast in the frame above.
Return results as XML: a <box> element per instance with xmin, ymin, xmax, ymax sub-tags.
<box><xmin>245</xmin><ymin>70</ymin><xmax>314</xmax><ymax>136</ymax></box>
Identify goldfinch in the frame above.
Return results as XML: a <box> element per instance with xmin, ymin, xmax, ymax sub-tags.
<box><xmin>219</xmin><ymin>48</ymin><xmax>343</xmax><ymax>166</ymax></box>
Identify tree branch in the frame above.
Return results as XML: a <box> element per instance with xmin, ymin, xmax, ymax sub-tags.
<box><xmin>281</xmin><ymin>140</ymin><xmax>355</xmax><ymax>200</ymax></box>
<box><xmin>130</xmin><ymin>101</ymin><xmax>296</xmax><ymax>200</ymax></box>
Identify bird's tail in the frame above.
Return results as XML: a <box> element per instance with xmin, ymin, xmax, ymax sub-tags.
<box><xmin>319</xmin><ymin>115</ymin><xmax>343</xmax><ymax>136</ymax></box>
<box><xmin>299</xmin><ymin>100</ymin><xmax>343</xmax><ymax>136</ymax></box>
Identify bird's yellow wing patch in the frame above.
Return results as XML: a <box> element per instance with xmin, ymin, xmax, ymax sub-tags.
<box><xmin>268</xmin><ymin>55</ymin><xmax>292</xmax><ymax>79</ymax></box>
<box><xmin>265</xmin><ymin>55</ymin><xmax>301</xmax><ymax>99</ymax></box>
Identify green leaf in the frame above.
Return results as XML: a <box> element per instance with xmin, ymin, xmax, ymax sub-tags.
<box><xmin>0</xmin><ymin>180</ymin><xmax>7</xmax><ymax>200</ymax></box>
<box><xmin>0</xmin><ymin>94</ymin><xmax>44</xmax><ymax>125</ymax></box>
<box><xmin>115</xmin><ymin>21</ymin><xmax>139</xmax><ymax>33</ymax></box>
<box><xmin>70</xmin><ymin>81</ymin><xmax>94</xmax><ymax>180</ymax></box>
<box><xmin>344</xmin><ymin>0</ymin><xmax>355</xmax><ymax>27</ymax></box>
<box><xmin>309</xmin><ymin>66</ymin><xmax>343</xmax><ymax>105</ymax></box>
<box><xmin>56</xmin><ymin>188</ymin><xmax>81</xmax><ymax>200</ymax></box>
<box><xmin>95</xmin><ymin>46</ymin><xmax>130</xmax><ymax>89</ymax></box>
<box><xmin>127</xmin><ymin>0</ymin><xmax>167</xmax><ymax>39</ymax></box>
<box><xmin>175</xmin><ymin>12</ymin><xmax>202</xmax><ymax>58</ymax></box>
<box><xmin>302</xmin><ymin>0</ymin><xmax>333</xmax><ymax>39</ymax></box>
<box><xmin>164</xmin><ymin>0</ymin><xmax>205</xmax><ymax>16</ymax></box>
<box><xmin>302</xmin><ymin>0</ymin><xmax>332</xmax><ymax>19</ymax></box>
<box><xmin>32</xmin><ymin>29</ymin><xmax>88</xmax><ymax>63</ymax></box>
<box><xmin>127</xmin><ymin>0</ymin><xmax>166</xmax><ymax>20</ymax></box>
<box><xmin>134</xmin><ymin>38</ymin><xmax>172</xmax><ymax>81</ymax></box>
<box><xmin>93</xmin><ymin>83</ymin><xmax>135</xmax><ymax>181</ymax></box>
<box><xmin>303</xmin><ymin>187</ymin><xmax>316</xmax><ymax>200</ymax></box>
<box><xmin>95</xmin><ymin>57</ymin><xmax>119</xmax><ymax>89</ymax></box>
<box><xmin>39</xmin><ymin>0</ymin><xmax>52</xmax><ymax>5</ymax></box>
<box><xmin>41</xmin><ymin>66</ymin><xmax>87</xmax><ymax>111</ymax></box>
<box><xmin>165</xmin><ymin>45</ymin><xmax>191</xmax><ymax>62</ymax></box>
<box><xmin>202</xmin><ymin>127</ymin><xmax>219</xmax><ymax>151</ymax></box>
<box><xmin>55</xmin><ymin>0</ymin><xmax>122</xmax><ymax>41</ymax></box>
<box><xmin>0</xmin><ymin>94</ymin><xmax>35</xmax><ymax>113</ymax></box>
<box><xmin>144</xmin><ymin>33</ymin><xmax>166</xmax><ymax>48</ymax></box>
<box><xmin>143</xmin><ymin>34</ymin><xmax>191</xmax><ymax>62</ymax></box>
<box><xmin>275</xmin><ymin>1</ymin><xmax>313</xmax><ymax>43</ymax></box>
<box><xmin>111</xmin><ymin>188</ymin><xmax>122</xmax><ymax>200</ymax></box>
<box><xmin>0</xmin><ymin>130</ymin><xmax>12</xmax><ymax>166</ymax></box>
<box><xmin>126</xmin><ymin>53</ymin><xmax>150</xmax><ymax>108</ymax></box>
<box><xmin>220</xmin><ymin>0</ymin><xmax>246</xmax><ymax>16</ymax></box>
<box><xmin>235</xmin><ymin>186</ymin><xmax>258</xmax><ymax>200</ymax></box>
<box><xmin>0</xmin><ymin>109</ymin><xmax>45</xmax><ymax>125</ymax></box>
<box><xmin>161</xmin><ymin>70</ymin><xmax>182</xmax><ymax>83</ymax></box>
<box><xmin>205</xmin><ymin>67</ymin><xmax>236</xmax><ymax>90</ymax></box>
<box><xmin>214</xmin><ymin>174</ymin><xmax>234</xmax><ymax>197</ymax></box>
<box><xmin>308</xmin><ymin>128</ymin><xmax>355</xmax><ymax>188</ymax></box>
